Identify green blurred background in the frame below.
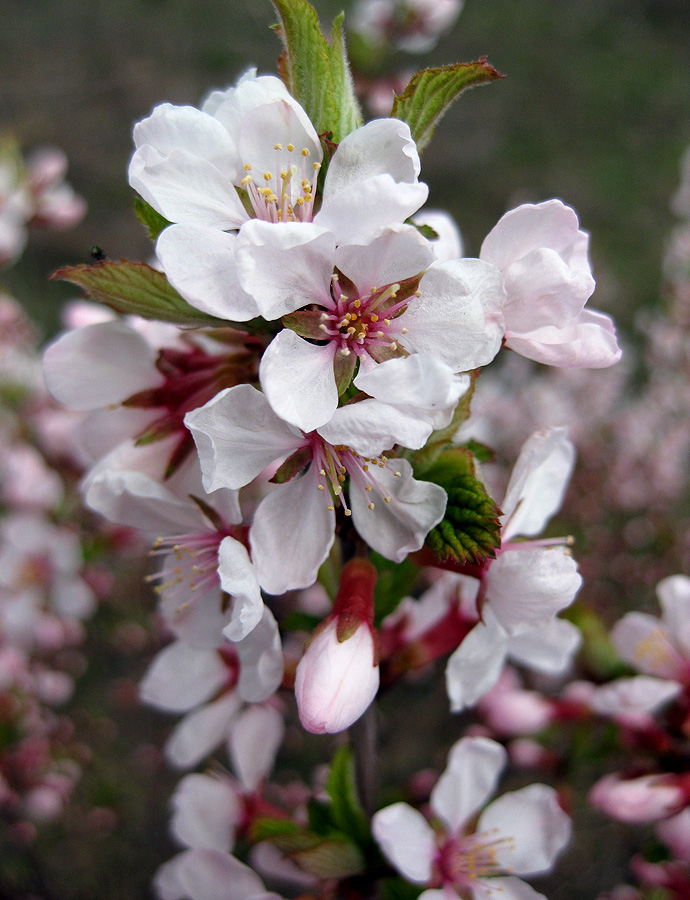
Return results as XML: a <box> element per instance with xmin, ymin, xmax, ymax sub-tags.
<box><xmin>2</xmin><ymin>1</ymin><xmax>690</xmax><ymax>897</ymax></box>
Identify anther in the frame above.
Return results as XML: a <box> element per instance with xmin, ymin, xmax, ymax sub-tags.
<box><xmin>368</xmin><ymin>502</ymin><xmax>375</xmax><ymax>510</ymax></box>
<box><xmin>317</xmin><ymin>485</ymin><xmax>325</xmax><ymax>491</ymax></box>
<box><xmin>287</xmin><ymin>143</ymin><xmax>294</xmax><ymax>152</ymax></box>
<box><xmin>274</xmin><ymin>143</ymin><xmax>283</xmax><ymax>150</ymax></box>
<box><xmin>301</xmin><ymin>148</ymin><xmax>310</xmax><ymax>156</ymax></box>
<box><xmin>243</xmin><ymin>163</ymin><xmax>252</xmax><ymax>170</ymax></box>
<box><xmin>344</xmin><ymin>509</ymin><xmax>352</xmax><ymax>517</ymax></box>
<box><xmin>401</xmin><ymin>327</ymin><xmax>408</xmax><ymax>334</ymax></box>
<box><xmin>264</xmin><ymin>172</ymin><xmax>272</xmax><ymax>181</ymax></box>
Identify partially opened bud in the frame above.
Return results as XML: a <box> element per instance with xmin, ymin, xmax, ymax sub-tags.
<box><xmin>295</xmin><ymin>559</ymin><xmax>379</xmax><ymax>734</ymax></box>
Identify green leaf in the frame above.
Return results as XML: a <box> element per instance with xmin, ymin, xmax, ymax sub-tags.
<box><xmin>290</xmin><ymin>837</ymin><xmax>365</xmax><ymax>878</ymax></box>
<box><xmin>371</xmin><ymin>553</ymin><xmax>419</xmax><ymax>627</ymax></box>
<box><xmin>411</xmin><ymin>370</ymin><xmax>478</xmax><ymax>476</ymax></box>
<box><xmin>391</xmin><ymin>59</ymin><xmax>504</xmax><ymax>152</ymax></box>
<box><xmin>419</xmin><ymin>449</ymin><xmax>502</xmax><ymax>565</ymax></box>
<box><xmin>133</xmin><ymin>197</ymin><xmax>172</xmax><ymax>241</ymax></box>
<box><xmin>51</xmin><ymin>260</ymin><xmax>259</xmax><ymax>330</ymax></box>
<box><xmin>325</xmin><ymin>746</ymin><xmax>370</xmax><ymax>844</ymax></box>
<box><xmin>307</xmin><ymin>798</ymin><xmax>336</xmax><ymax>835</ymax></box>
<box><xmin>271</xmin><ymin>0</ymin><xmax>362</xmax><ymax>142</ymax></box>
<box><xmin>379</xmin><ymin>878</ymin><xmax>425</xmax><ymax>900</ymax></box>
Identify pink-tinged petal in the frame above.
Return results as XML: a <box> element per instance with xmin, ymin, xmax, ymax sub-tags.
<box><xmin>236</xmin><ymin>608</ymin><xmax>284</xmax><ymax>702</ymax></box>
<box><xmin>139</xmin><ymin>642</ymin><xmax>227</xmax><ymax>713</ymax></box>
<box><xmin>318</xmin><ymin>175</ymin><xmax>429</xmax><ymax>246</ymax></box>
<box><xmin>154</xmin><ymin>849</ymin><xmax>266</xmax><ymax>900</ymax></box>
<box><xmin>478</xmin><ymin>784</ymin><xmax>571</xmax><ymax>876</ymax></box>
<box><xmin>206</xmin><ymin>71</ymin><xmax>298</xmax><ymax>131</ymax></box>
<box><xmin>170</xmin><ymin>773</ymin><xmax>240</xmax><ymax>851</ymax></box>
<box><xmin>431</xmin><ymin>736</ymin><xmax>507</xmax><ymax>833</ymax></box>
<box><xmin>480</xmin><ymin>200</ymin><xmax>590</xmax><ymax>275</ymax></box>
<box><xmin>506</xmin><ymin>309</ymin><xmax>622</xmax><ymax>368</ymax></box>
<box><xmin>350</xmin><ymin>459</ymin><xmax>447</xmax><ymax>562</ymax></box>
<box><xmin>130</xmin><ymin>146</ymin><xmax>248</xmax><ymax>230</ymax></box>
<box><xmin>403</xmin><ymin>259</ymin><xmax>505</xmax><ymax>370</ymax></box>
<box><xmin>334</xmin><ymin>225</ymin><xmax>434</xmax><ymax>294</ymax></box>
<box><xmin>588</xmin><ymin>675</ymin><xmax>682</xmax><ymax>716</ymax></box>
<box><xmin>471</xmin><ymin>876</ymin><xmax>547</xmax><ymax>900</ymax></box>
<box><xmin>43</xmin><ymin>321</ymin><xmax>161</xmax><ymax>410</ymax></box>
<box><xmin>158</xmin><ymin>576</ymin><xmax>229</xmax><ymax>651</ymax></box>
<box><xmin>485</xmin><ymin>548</ymin><xmax>582</xmax><ymax>636</ymax></box>
<box><xmin>165</xmin><ymin>694</ymin><xmax>241</xmax><ymax>769</ymax></box>
<box><xmin>260</xmin><ymin>330</ymin><xmax>338</xmax><ymax>432</ymax></box>
<box><xmin>590</xmin><ymin>773</ymin><xmax>685</xmax><ymax>824</ymax></box>
<box><xmin>318</xmin><ymin>398</ymin><xmax>433</xmax><ymax>458</ymax></box>
<box><xmin>656</xmin><ymin>808</ymin><xmax>690</xmax><ymax>862</ymax></box>
<box><xmin>185</xmin><ymin>385</ymin><xmax>304</xmax><ymax>492</ymax></box>
<box><xmin>501</xmin><ymin>427</ymin><xmax>575</xmax><ymax>541</ymax></box>
<box><xmin>295</xmin><ymin>619</ymin><xmax>379</xmax><ymax>734</ymax></box>
<box><xmin>445</xmin><ymin>615</ymin><xmax>509</xmax><ymax>711</ymax></box>
<box><xmin>81</xmin><ymin>440</ymin><xmax>208</xmax><ymax>533</ymax></box>
<box><xmin>229</xmin><ymin>705</ymin><xmax>284</xmax><ymax>791</ymax></box>
<box><xmin>156</xmin><ymin>225</ymin><xmax>259</xmax><ymax>321</ymax></box>
<box><xmin>250</xmin><ymin>470</ymin><xmax>335</xmax><ymax>594</ymax></box>
<box><xmin>218</xmin><ymin>537</ymin><xmax>264</xmax><ymax>642</ymax></box>
<box><xmin>657</xmin><ymin>575</ymin><xmax>690</xmax><ymax>658</ymax></box>
<box><xmin>507</xmin><ymin>618</ymin><xmax>582</xmax><ymax>675</ymax></box>
<box><xmin>372</xmin><ymin>802</ymin><xmax>436</xmax><ymax>883</ymax></box>
<box><xmin>610</xmin><ymin>612</ymin><xmax>684</xmax><ymax>679</ymax></box>
<box><xmin>236</xmin><ymin>220</ymin><xmax>335</xmax><ymax>320</ymax></box>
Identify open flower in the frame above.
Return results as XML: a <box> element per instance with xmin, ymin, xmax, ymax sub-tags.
<box><xmin>372</xmin><ymin>735</ymin><xmax>571</xmax><ymax>900</ymax></box>
<box><xmin>185</xmin><ymin>375</ymin><xmax>450</xmax><ymax>595</ymax></box>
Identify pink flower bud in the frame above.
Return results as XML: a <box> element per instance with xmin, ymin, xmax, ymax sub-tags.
<box><xmin>295</xmin><ymin>559</ymin><xmax>379</xmax><ymax>734</ymax></box>
<box><xmin>590</xmin><ymin>773</ymin><xmax>685</xmax><ymax>823</ymax></box>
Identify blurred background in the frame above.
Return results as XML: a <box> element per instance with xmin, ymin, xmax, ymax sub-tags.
<box><xmin>2</xmin><ymin>1</ymin><xmax>690</xmax><ymax>897</ymax></box>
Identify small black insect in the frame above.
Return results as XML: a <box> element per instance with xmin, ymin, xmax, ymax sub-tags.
<box><xmin>90</xmin><ymin>245</ymin><xmax>107</xmax><ymax>262</ymax></box>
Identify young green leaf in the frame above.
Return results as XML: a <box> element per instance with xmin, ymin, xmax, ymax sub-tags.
<box><xmin>271</xmin><ymin>0</ymin><xmax>362</xmax><ymax>142</ymax></box>
<box><xmin>419</xmin><ymin>448</ymin><xmax>502</xmax><ymax>565</ymax></box>
<box><xmin>391</xmin><ymin>59</ymin><xmax>504</xmax><ymax>152</ymax></box>
<box><xmin>325</xmin><ymin>746</ymin><xmax>370</xmax><ymax>844</ymax></box>
<box><xmin>134</xmin><ymin>197</ymin><xmax>172</xmax><ymax>241</ymax></box>
<box><xmin>51</xmin><ymin>260</ymin><xmax>262</xmax><ymax>331</ymax></box>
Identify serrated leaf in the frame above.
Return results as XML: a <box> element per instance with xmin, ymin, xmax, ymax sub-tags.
<box><xmin>412</xmin><ymin>370</ymin><xmax>478</xmax><ymax>476</ymax></box>
<box><xmin>51</xmin><ymin>260</ymin><xmax>258</xmax><ymax>330</ymax></box>
<box><xmin>391</xmin><ymin>59</ymin><xmax>504</xmax><ymax>152</ymax></box>
<box><xmin>325</xmin><ymin>746</ymin><xmax>370</xmax><ymax>844</ymax></box>
<box><xmin>420</xmin><ymin>449</ymin><xmax>501</xmax><ymax>566</ymax></box>
<box><xmin>272</xmin><ymin>0</ymin><xmax>362</xmax><ymax>142</ymax></box>
<box><xmin>134</xmin><ymin>197</ymin><xmax>172</xmax><ymax>240</ymax></box>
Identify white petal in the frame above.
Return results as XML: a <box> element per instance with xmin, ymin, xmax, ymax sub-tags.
<box><xmin>165</xmin><ymin>693</ymin><xmax>241</xmax><ymax>769</ymax></box>
<box><xmin>185</xmin><ymin>385</ymin><xmax>303</xmax><ymax>492</ymax></box>
<box><xmin>371</xmin><ymin>802</ymin><xmax>435</xmax><ymax>883</ymax></box>
<box><xmin>445</xmin><ymin>616</ymin><xmax>509</xmax><ymax>711</ymax></box>
<box><xmin>334</xmin><ymin>225</ymin><xmax>434</xmax><ymax>294</ymax></box>
<box><xmin>133</xmin><ymin>104</ymin><xmax>236</xmax><ymax>173</ymax></box>
<box><xmin>139</xmin><ymin>641</ymin><xmax>226</xmax><ymax>713</ymax></box>
<box><xmin>477</xmin><ymin>784</ymin><xmax>571</xmax><ymax>876</ymax></box>
<box><xmin>229</xmin><ymin>705</ymin><xmax>284</xmax><ymax>791</ymax></box>
<box><xmin>501</xmin><ymin>427</ymin><xmax>575</xmax><ymax>540</ymax></box>
<box><xmin>170</xmin><ymin>773</ymin><xmax>240</xmax><ymax>851</ymax></box>
<box><xmin>472</xmin><ymin>876</ymin><xmax>548</xmax><ymax>900</ymax></box>
<box><xmin>43</xmin><ymin>321</ymin><xmax>160</xmax><ymax>410</ymax></box>
<box><xmin>403</xmin><ymin>259</ymin><xmax>505</xmax><ymax>370</ymax></box>
<box><xmin>350</xmin><ymin>458</ymin><xmax>446</xmax><ymax>562</ymax></box>
<box><xmin>588</xmin><ymin>675</ymin><xmax>682</xmax><ymax>716</ymax></box>
<box><xmin>430</xmin><ymin>736</ymin><xmax>507</xmax><ymax>833</ymax></box>
<box><xmin>657</xmin><ymin>574</ymin><xmax>690</xmax><ymax>657</ymax></box>
<box><xmin>130</xmin><ymin>146</ymin><xmax>248</xmax><ymax>230</ymax></box>
<box><xmin>218</xmin><ymin>537</ymin><xmax>264</xmax><ymax>642</ymax></box>
<box><xmin>250</xmin><ymin>470</ymin><xmax>335</xmax><ymax>594</ymax></box>
<box><xmin>610</xmin><ymin>612</ymin><xmax>683</xmax><ymax>679</ymax></box>
<box><xmin>507</xmin><ymin>618</ymin><xmax>582</xmax><ymax>675</ymax></box>
<box><xmin>506</xmin><ymin>309</ymin><xmax>622</xmax><ymax>368</ymax></box>
<box><xmin>154</xmin><ymin>848</ymin><xmax>265</xmax><ymax>900</ymax></box>
<box><xmin>485</xmin><ymin>548</ymin><xmax>582</xmax><ymax>635</ymax></box>
<box><xmin>236</xmin><ymin>608</ymin><xmax>284</xmax><ymax>702</ymax></box>
<box><xmin>259</xmin><ymin>330</ymin><xmax>338</xmax><ymax>432</ymax></box>
<box><xmin>158</xmin><ymin>578</ymin><xmax>229</xmax><ymax>651</ymax></box>
<box><xmin>157</xmin><ymin>225</ymin><xmax>259</xmax><ymax>320</ymax></box>
<box><xmin>412</xmin><ymin>209</ymin><xmax>464</xmax><ymax>263</ymax></box>
<box><xmin>236</xmin><ymin>220</ymin><xmax>335</xmax><ymax>320</ymax></box>
<box><xmin>318</xmin><ymin>398</ymin><xmax>433</xmax><ymax>458</ymax></box>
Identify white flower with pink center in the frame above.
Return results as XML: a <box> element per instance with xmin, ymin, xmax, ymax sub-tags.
<box><xmin>184</xmin><ymin>377</ymin><xmax>451</xmax><ymax>595</ymax></box>
<box><xmin>372</xmin><ymin>736</ymin><xmax>571</xmax><ymax>900</ymax></box>
<box><xmin>235</xmin><ymin>222</ymin><xmax>504</xmax><ymax>431</ymax></box>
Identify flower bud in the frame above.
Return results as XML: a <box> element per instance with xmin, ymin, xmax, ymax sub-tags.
<box><xmin>589</xmin><ymin>773</ymin><xmax>685</xmax><ymax>823</ymax></box>
<box><xmin>294</xmin><ymin>559</ymin><xmax>379</xmax><ymax>734</ymax></box>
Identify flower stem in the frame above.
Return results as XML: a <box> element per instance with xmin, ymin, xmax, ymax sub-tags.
<box><xmin>350</xmin><ymin>701</ymin><xmax>378</xmax><ymax>818</ymax></box>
